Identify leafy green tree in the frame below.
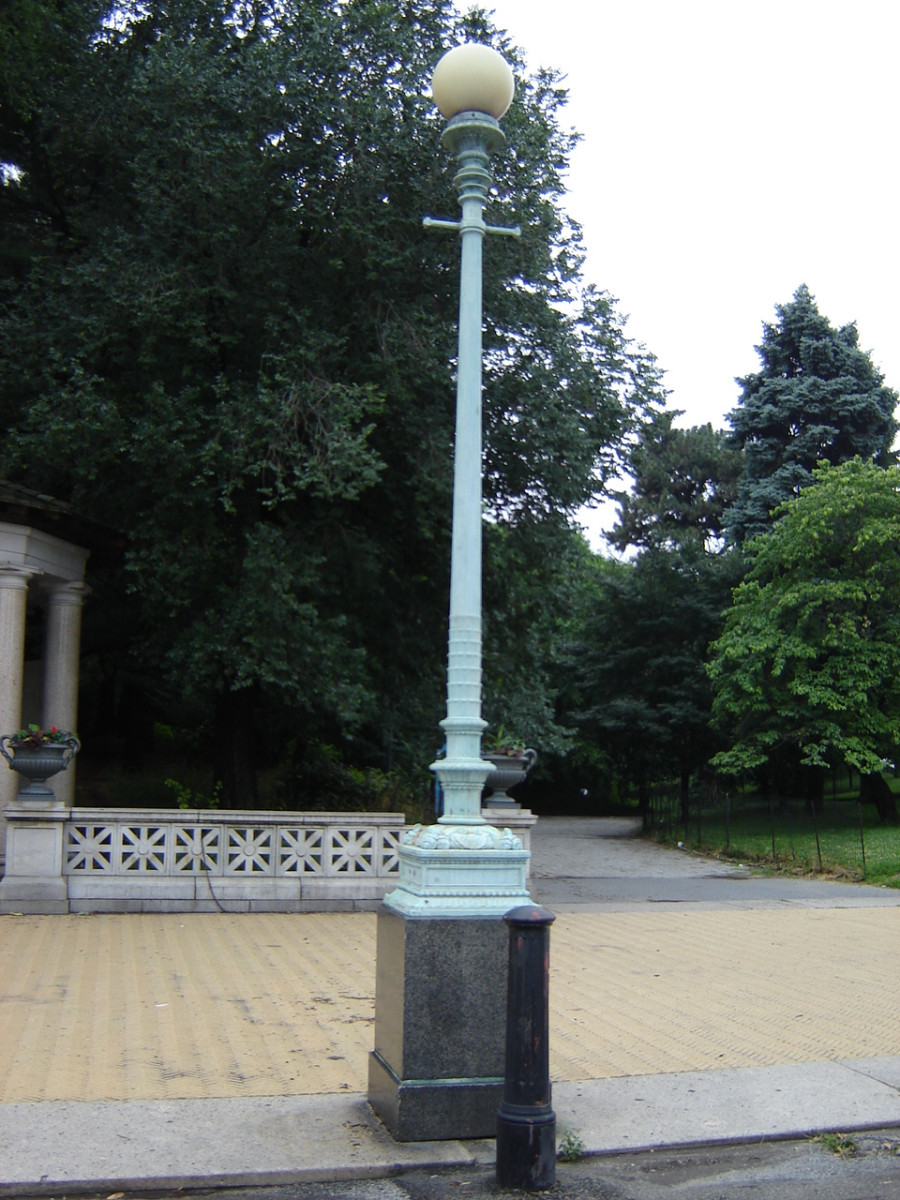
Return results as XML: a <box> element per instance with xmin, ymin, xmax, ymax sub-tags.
<box><xmin>482</xmin><ymin>518</ymin><xmax>592</xmax><ymax>759</ymax></box>
<box><xmin>0</xmin><ymin>0</ymin><xmax>664</xmax><ymax>799</ymax></box>
<box><xmin>725</xmin><ymin>285</ymin><xmax>897</xmax><ymax>545</ymax></box>
<box><xmin>709</xmin><ymin>458</ymin><xmax>900</xmax><ymax>820</ymax></box>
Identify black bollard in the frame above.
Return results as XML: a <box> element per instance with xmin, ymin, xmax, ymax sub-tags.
<box><xmin>496</xmin><ymin>904</ymin><xmax>556</xmax><ymax>1190</ymax></box>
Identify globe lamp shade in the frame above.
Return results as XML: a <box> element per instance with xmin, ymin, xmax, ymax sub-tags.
<box><xmin>431</xmin><ymin>43</ymin><xmax>515</xmax><ymax>120</ymax></box>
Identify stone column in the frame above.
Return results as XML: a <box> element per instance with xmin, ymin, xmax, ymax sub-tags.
<box><xmin>41</xmin><ymin>582</ymin><xmax>88</xmax><ymax>804</ymax></box>
<box><xmin>0</xmin><ymin>566</ymin><xmax>35</xmax><ymax>867</ymax></box>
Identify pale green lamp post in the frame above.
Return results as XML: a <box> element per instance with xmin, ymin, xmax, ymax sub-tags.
<box><xmin>383</xmin><ymin>43</ymin><xmax>531</xmax><ymax>916</ymax></box>
<box><xmin>369</xmin><ymin>45</ymin><xmax>533</xmax><ymax>1139</ymax></box>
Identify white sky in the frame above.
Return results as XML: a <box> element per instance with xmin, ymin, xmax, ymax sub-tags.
<box><xmin>478</xmin><ymin>0</ymin><xmax>900</xmax><ymax>436</ymax></box>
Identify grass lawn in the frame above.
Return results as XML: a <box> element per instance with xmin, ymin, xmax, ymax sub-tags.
<box><xmin>657</xmin><ymin>797</ymin><xmax>900</xmax><ymax>888</ymax></box>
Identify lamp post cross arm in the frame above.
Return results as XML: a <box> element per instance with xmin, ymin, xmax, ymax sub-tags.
<box><xmin>423</xmin><ymin>215</ymin><xmax>522</xmax><ymax>238</ymax></box>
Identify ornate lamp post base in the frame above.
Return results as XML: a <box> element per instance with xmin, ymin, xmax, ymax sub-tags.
<box><xmin>370</xmin><ymin>831</ymin><xmax>531</xmax><ymax>1140</ymax></box>
<box><xmin>384</xmin><ymin>825</ymin><xmax>530</xmax><ymax>917</ymax></box>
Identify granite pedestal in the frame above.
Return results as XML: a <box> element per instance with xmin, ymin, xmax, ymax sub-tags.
<box><xmin>367</xmin><ymin>905</ymin><xmax>508</xmax><ymax>1141</ymax></box>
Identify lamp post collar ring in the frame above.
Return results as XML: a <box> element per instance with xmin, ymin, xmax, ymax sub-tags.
<box><xmin>441</xmin><ymin>110</ymin><xmax>507</xmax><ymax>157</ymax></box>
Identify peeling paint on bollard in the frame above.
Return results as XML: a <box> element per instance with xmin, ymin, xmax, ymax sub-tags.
<box><xmin>496</xmin><ymin>904</ymin><xmax>556</xmax><ymax>1190</ymax></box>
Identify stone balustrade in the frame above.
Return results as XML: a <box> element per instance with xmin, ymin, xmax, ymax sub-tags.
<box><xmin>0</xmin><ymin>805</ymin><xmax>536</xmax><ymax>914</ymax></box>
<box><xmin>0</xmin><ymin>807</ymin><xmax>404</xmax><ymax>914</ymax></box>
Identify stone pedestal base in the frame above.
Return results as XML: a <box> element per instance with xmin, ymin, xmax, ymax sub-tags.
<box><xmin>0</xmin><ymin>874</ymin><xmax>68</xmax><ymax>914</ymax></box>
<box><xmin>0</xmin><ymin>804</ymin><xmax>68</xmax><ymax>913</ymax></box>
<box><xmin>368</xmin><ymin>906</ymin><xmax>508</xmax><ymax>1141</ymax></box>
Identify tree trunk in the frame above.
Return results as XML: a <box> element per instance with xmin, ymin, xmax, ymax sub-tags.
<box><xmin>860</xmin><ymin>771</ymin><xmax>898</xmax><ymax>824</ymax></box>
<box><xmin>214</xmin><ymin>685</ymin><xmax>258</xmax><ymax>808</ymax></box>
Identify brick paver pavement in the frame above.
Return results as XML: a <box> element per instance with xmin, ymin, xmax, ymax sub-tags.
<box><xmin>1</xmin><ymin>906</ymin><xmax>898</xmax><ymax>1103</ymax></box>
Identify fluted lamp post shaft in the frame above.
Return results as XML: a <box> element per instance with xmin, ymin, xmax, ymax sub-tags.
<box><xmin>426</xmin><ymin>109</ymin><xmax>517</xmax><ymax>824</ymax></box>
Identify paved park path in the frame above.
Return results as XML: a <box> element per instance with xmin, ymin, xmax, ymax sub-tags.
<box><xmin>529</xmin><ymin>814</ymin><xmax>900</xmax><ymax>909</ymax></box>
<box><xmin>1</xmin><ymin>816</ymin><xmax>898</xmax><ymax>1105</ymax></box>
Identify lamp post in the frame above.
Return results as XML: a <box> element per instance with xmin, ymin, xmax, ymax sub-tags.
<box><xmin>368</xmin><ymin>44</ymin><xmax>534</xmax><ymax>1141</ymax></box>
<box><xmin>381</xmin><ymin>43</ymin><xmax>531</xmax><ymax>918</ymax></box>
<box><xmin>426</xmin><ymin>44</ymin><xmax>519</xmax><ymax>828</ymax></box>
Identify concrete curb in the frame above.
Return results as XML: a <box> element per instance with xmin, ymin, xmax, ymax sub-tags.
<box><xmin>0</xmin><ymin>1093</ymin><xmax>481</xmax><ymax>1197</ymax></box>
<box><xmin>3</xmin><ymin>1059</ymin><xmax>900</xmax><ymax>1196</ymax></box>
<box><xmin>554</xmin><ymin>1057</ymin><xmax>900</xmax><ymax>1155</ymax></box>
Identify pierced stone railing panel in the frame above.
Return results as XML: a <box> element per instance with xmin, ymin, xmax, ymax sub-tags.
<box><xmin>223</xmin><ymin>826</ymin><xmax>275</xmax><ymax>875</ymax></box>
<box><xmin>278</xmin><ymin>827</ymin><xmax>324</xmax><ymax>875</ymax></box>
<box><xmin>62</xmin><ymin>811</ymin><xmax>404</xmax><ymax>882</ymax></box>
<box><xmin>65</xmin><ymin>823</ymin><xmax>116</xmax><ymax>873</ymax></box>
<box><xmin>172</xmin><ymin>825</ymin><xmax>222</xmax><ymax>874</ymax></box>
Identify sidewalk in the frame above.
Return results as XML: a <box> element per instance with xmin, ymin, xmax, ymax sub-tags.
<box><xmin>1</xmin><ymin>818</ymin><xmax>899</xmax><ymax>1194</ymax></box>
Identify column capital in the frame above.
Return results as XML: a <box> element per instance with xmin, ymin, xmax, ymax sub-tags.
<box><xmin>0</xmin><ymin>565</ymin><xmax>39</xmax><ymax>591</ymax></box>
<box><xmin>44</xmin><ymin>581</ymin><xmax>91</xmax><ymax>607</ymax></box>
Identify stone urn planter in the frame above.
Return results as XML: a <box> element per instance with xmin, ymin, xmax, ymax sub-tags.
<box><xmin>483</xmin><ymin>747</ymin><xmax>538</xmax><ymax>809</ymax></box>
<box><xmin>0</xmin><ymin>729</ymin><xmax>80</xmax><ymax>803</ymax></box>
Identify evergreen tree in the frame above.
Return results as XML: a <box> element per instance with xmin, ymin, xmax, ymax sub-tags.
<box><xmin>611</xmin><ymin>410</ymin><xmax>742</xmax><ymax>555</ymax></box>
<box><xmin>725</xmin><ymin>285</ymin><xmax>897</xmax><ymax>545</ymax></box>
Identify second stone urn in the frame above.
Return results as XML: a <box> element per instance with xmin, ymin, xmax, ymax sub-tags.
<box><xmin>483</xmin><ymin>748</ymin><xmax>538</xmax><ymax>809</ymax></box>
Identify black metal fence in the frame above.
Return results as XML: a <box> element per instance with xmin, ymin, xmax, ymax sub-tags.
<box><xmin>644</xmin><ymin>781</ymin><xmax>886</xmax><ymax>879</ymax></box>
